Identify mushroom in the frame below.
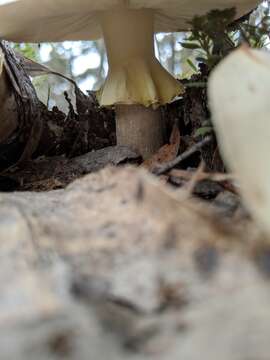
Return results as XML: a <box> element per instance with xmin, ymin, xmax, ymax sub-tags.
<box><xmin>208</xmin><ymin>46</ymin><xmax>270</xmax><ymax>234</ymax></box>
<box><xmin>0</xmin><ymin>0</ymin><xmax>259</xmax><ymax>158</ymax></box>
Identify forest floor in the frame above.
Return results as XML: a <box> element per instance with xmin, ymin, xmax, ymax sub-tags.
<box><xmin>0</xmin><ymin>43</ymin><xmax>270</xmax><ymax>359</ymax></box>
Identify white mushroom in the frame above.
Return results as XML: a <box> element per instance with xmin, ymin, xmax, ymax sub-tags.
<box><xmin>208</xmin><ymin>46</ymin><xmax>270</xmax><ymax>234</ymax></box>
<box><xmin>0</xmin><ymin>0</ymin><xmax>259</xmax><ymax>158</ymax></box>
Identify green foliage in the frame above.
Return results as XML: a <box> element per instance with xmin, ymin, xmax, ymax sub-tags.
<box><xmin>12</xmin><ymin>43</ymin><xmax>39</xmax><ymax>61</ymax></box>
<box><xmin>239</xmin><ymin>6</ymin><xmax>270</xmax><ymax>48</ymax></box>
<box><xmin>181</xmin><ymin>3</ymin><xmax>270</xmax><ymax>72</ymax></box>
<box><xmin>181</xmin><ymin>3</ymin><xmax>270</xmax><ymax>143</ymax></box>
<box><xmin>194</xmin><ymin>119</ymin><xmax>214</xmax><ymax>138</ymax></box>
<box><xmin>194</xmin><ymin>126</ymin><xmax>213</xmax><ymax>137</ymax></box>
<box><xmin>181</xmin><ymin>8</ymin><xmax>236</xmax><ymax>70</ymax></box>
<box><xmin>186</xmin><ymin>59</ymin><xmax>197</xmax><ymax>72</ymax></box>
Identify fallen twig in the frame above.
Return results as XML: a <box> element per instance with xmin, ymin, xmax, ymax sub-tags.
<box><xmin>152</xmin><ymin>135</ymin><xmax>213</xmax><ymax>175</ymax></box>
<box><xmin>169</xmin><ymin>169</ymin><xmax>234</xmax><ymax>183</ymax></box>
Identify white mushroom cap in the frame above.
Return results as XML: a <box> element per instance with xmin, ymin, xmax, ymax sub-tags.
<box><xmin>0</xmin><ymin>0</ymin><xmax>260</xmax><ymax>42</ymax></box>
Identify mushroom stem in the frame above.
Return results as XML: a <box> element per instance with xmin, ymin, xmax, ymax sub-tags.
<box><xmin>115</xmin><ymin>104</ymin><xmax>165</xmax><ymax>158</ymax></box>
<box><xmin>98</xmin><ymin>7</ymin><xmax>183</xmax><ymax>158</ymax></box>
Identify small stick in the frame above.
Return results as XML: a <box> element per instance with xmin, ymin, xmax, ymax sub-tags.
<box><xmin>152</xmin><ymin>135</ymin><xmax>213</xmax><ymax>175</ymax></box>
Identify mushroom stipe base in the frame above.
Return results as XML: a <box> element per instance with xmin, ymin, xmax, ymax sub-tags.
<box><xmin>115</xmin><ymin>104</ymin><xmax>165</xmax><ymax>159</ymax></box>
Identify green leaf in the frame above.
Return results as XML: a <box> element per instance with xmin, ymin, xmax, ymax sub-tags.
<box><xmin>13</xmin><ymin>43</ymin><xmax>38</xmax><ymax>61</ymax></box>
<box><xmin>195</xmin><ymin>126</ymin><xmax>213</xmax><ymax>137</ymax></box>
<box><xmin>187</xmin><ymin>59</ymin><xmax>198</xmax><ymax>72</ymax></box>
<box><xmin>196</xmin><ymin>56</ymin><xmax>207</xmax><ymax>64</ymax></box>
<box><xmin>180</xmin><ymin>42</ymin><xmax>201</xmax><ymax>50</ymax></box>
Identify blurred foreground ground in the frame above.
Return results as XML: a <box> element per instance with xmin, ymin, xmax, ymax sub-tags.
<box><xmin>0</xmin><ymin>164</ymin><xmax>270</xmax><ymax>360</ymax></box>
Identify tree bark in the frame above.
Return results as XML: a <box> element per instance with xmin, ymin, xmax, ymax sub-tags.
<box><xmin>0</xmin><ymin>41</ymin><xmax>42</xmax><ymax>171</ymax></box>
<box><xmin>0</xmin><ymin>62</ymin><xmax>18</xmax><ymax>143</ymax></box>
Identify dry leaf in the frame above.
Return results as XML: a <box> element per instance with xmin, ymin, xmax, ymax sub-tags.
<box><xmin>143</xmin><ymin>124</ymin><xmax>180</xmax><ymax>172</ymax></box>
